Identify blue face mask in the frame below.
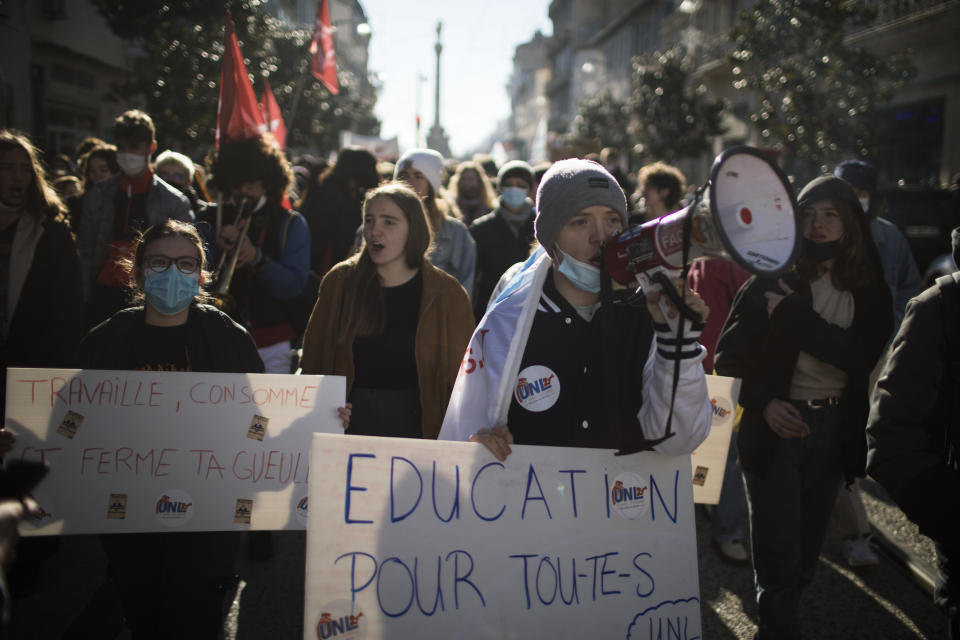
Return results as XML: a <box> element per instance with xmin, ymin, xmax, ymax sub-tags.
<box><xmin>144</xmin><ymin>268</ymin><xmax>199</xmax><ymax>315</ymax></box>
<box><xmin>501</xmin><ymin>186</ymin><xmax>528</xmax><ymax>210</ymax></box>
<box><xmin>556</xmin><ymin>249</ymin><xmax>601</xmax><ymax>293</ymax></box>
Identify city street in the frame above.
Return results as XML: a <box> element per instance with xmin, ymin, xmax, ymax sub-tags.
<box><xmin>1</xmin><ymin>2</ymin><xmax>957</xmax><ymax>638</ymax></box>
<box><xmin>5</xmin><ymin>479</ymin><xmax>943</xmax><ymax>639</ymax></box>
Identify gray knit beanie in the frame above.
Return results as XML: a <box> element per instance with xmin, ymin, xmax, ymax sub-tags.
<box><xmin>497</xmin><ymin>159</ymin><xmax>534</xmax><ymax>190</ymax></box>
<box><xmin>534</xmin><ymin>158</ymin><xmax>628</xmax><ymax>252</ymax></box>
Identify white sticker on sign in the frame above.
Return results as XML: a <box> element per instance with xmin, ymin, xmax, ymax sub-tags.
<box><xmin>513</xmin><ymin>365</ymin><xmax>560</xmax><ymax>412</ymax></box>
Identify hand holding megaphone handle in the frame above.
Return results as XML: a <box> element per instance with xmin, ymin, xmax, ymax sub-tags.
<box><xmin>640</xmin><ymin>269</ymin><xmax>703</xmax><ymax>337</ymax></box>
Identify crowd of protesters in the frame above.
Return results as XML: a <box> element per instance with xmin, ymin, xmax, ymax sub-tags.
<box><xmin>0</xmin><ymin>107</ymin><xmax>956</xmax><ymax>640</ymax></box>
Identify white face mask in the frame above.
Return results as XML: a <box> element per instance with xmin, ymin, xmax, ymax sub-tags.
<box><xmin>858</xmin><ymin>196</ymin><xmax>870</xmax><ymax>213</ymax></box>
<box><xmin>117</xmin><ymin>152</ymin><xmax>148</xmax><ymax>177</ymax></box>
<box><xmin>556</xmin><ymin>249</ymin><xmax>601</xmax><ymax>293</ymax></box>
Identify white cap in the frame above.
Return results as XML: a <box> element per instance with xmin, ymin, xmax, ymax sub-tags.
<box><xmin>394</xmin><ymin>148</ymin><xmax>445</xmax><ymax>194</ymax></box>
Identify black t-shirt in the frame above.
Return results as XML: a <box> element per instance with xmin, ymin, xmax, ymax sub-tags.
<box><xmin>129</xmin><ymin>322</ymin><xmax>192</xmax><ymax>371</ymax></box>
<box><xmin>352</xmin><ymin>270</ymin><xmax>422</xmax><ymax>389</ymax></box>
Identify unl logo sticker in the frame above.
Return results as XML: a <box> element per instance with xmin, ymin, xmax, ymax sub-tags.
<box><xmin>514</xmin><ymin>365</ymin><xmax>560</xmax><ymax>412</ymax></box>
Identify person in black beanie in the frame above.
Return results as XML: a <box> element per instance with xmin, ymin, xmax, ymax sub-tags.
<box><xmin>715</xmin><ymin>175</ymin><xmax>893</xmax><ymax>639</ymax></box>
<box><xmin>469</xmin><ymin>160</ymin><xmax>537</xmax><ymax>320</ymax></box>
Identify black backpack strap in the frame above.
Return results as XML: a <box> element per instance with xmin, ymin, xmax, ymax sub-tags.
<box><xmin>280</xmin><ymin>208</ymin><xmax>297</xmax><ymax>253</ymax></box>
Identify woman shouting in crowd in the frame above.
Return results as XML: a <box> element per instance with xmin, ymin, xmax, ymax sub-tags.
<box><xmin>301</xmin><ymin>182</ymin><xmax>474</xmax><ymax>439</ymax></box>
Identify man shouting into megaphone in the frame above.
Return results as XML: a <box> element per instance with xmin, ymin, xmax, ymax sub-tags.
<box><xmin>439</xmin><ymin>158</ymin><xmax>712</xmax><ymax>458</ymax></box>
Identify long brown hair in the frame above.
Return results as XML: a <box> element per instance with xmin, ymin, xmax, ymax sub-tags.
<box><xmin>423</xmin><ymin>184</ymin><xmax>464</xmax><ymax>230</ymax></box>
<box><xmin>796</xmin><ymin>198</ymin><xmax>876</xmax><ymax>290</ymax></box>
<box><xmin>338</xmin><ymin>182</ymin><xmax>432</xmax><ymax>342</ymax></box>
<box><xmin>0</xmin><ymin>129</ymin><xmax>66</xmax><ymax>223</ymax></box>
<box><xmin>448</xmin><ymin>162</ymin><xmax>496</xmax><ymax>209</ymax></box>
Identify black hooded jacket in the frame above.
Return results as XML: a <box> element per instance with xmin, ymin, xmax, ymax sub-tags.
<box><xmin>864</xmin><ymin>227</ymin><xmax>960</xmax><ymax>547</ymax></box>
<box><xmin>79</xmin><ymin>303</ymin><xmax>264</xmax><ymax>373</ymax></box>
<box><xmin>715</xmin><ymin>176</ymin><xmax>893</xmax><ymax>482</ymax></box>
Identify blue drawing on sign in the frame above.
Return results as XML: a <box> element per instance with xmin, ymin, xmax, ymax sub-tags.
<box><xmin>344</xmin><ymin>453</ymin><xmax>375</xmax><ymax>524</ymax></box>
<box><xmin>558</xmin><ymin>469</ymin><xmax>586</xmax><ymax>517</ymax></box>
<box><xmin>649</xmin><ymin>470</ymin><xmax>679</xmax><ymax>523</ymax></box>
<box><xmin>625</xmin><ymin>596</ymin><xmax>701</xmax><ymax>640</ymax></box>
<box><xmin>521</xmin><ymin>464</ymin><xmax>552</xmax><ymax>520</ymax></box>
<box><xmin>390</xmin><ymin>456</ymin><xmax>423</xmax><ymax>523</ymax></box>
<box><xmin>334</xmin><ymin>549</ymin><xmax>486</xmax><ymax>616</ymax></box>
<box><xmin>432</xmin><ymin>460</ymin><xmax>460</xmax><ymax>522</ymax></box>
<box><xmin>470</xmin><ymin>462</ymin><xmax>506</xmax><ymax>521</ymax></box>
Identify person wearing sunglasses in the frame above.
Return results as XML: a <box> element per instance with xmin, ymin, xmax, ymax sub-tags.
<box><xmin>74</xmin><ymin>219</ymin><xmax>263</xmax><ymax>636</ymax></box>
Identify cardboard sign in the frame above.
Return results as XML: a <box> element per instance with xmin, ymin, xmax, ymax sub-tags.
<box><xmin>690</xmin><ymin>375</ymin><xmax>741</xmax><ymax>505</ymax></box>
<box><xmin>4</xmin><ymin>368</ymin><xmax>345</xmax><ymax>535</ymax></box>
<box><xmin>304</xmin><ymin>434</ymin><xmax>701</xmax><ymax>639</ymax></box>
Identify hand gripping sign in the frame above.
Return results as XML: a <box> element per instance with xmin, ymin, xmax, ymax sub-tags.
<box><xmin>304</xmin><ymin>433</ymin><xmax>702</xmax><ymax>639</ymax></box>
<box><xmin>4</xmin><ymin>368</ymin><xmax>344</xmax><ymax>535</ymax></box>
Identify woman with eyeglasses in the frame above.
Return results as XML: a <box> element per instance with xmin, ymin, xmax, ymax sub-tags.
<box><xmin>75</xmin><ymin>219</ymin><xmax>263</xmax><ymax>638</ymax></box>
<box><xmin>78</xmin><ymin>219</ymin><xmax>263</xmax><ymax>373</ymax></box>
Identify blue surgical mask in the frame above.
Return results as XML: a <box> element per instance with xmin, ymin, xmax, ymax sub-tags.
<box><xmin>501</xmin><ymin>187</ymin><xmax>528</xmax><ymax>210</ymax></box>
<box><xmin>556</xmin><ymin>249</ymin><xmax>601</xmax><ymax>293</ymax></box>
<box><xmin>144</xmin><ymin>268</ymin><xmax>199</xmax><ymax>315</ymax></box>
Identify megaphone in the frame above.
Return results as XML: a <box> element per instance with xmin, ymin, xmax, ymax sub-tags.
<box><xmin>603</xmin><ymin>146</ymin><xmax>799</xmax><ymax>331</ymax></box>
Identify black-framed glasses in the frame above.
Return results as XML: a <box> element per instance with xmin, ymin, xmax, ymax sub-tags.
<box><xmin>143</xmin><ymin>254</ymin><xmax>201</xmax><ymax>274</ymax></box>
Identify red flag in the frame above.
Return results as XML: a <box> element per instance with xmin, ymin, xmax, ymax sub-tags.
<box><xmin>259</xmin><ymin>79</ymin><xmax>287</xmax><ymax>150</ymax></box>
<box><xmin>309</xmin><ymin>0</ymin><xmax>339</xmax><ymax>95</ymax></box>
<box><xmin>217</xmin><ymin>10</ymin><xmax>267</xmax><ymax>150</ymax></box>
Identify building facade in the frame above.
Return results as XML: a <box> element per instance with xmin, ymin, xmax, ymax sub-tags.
<box><xmin>531</xmin><ymin>0</ymin><xmax>958</xmax><ymax>186</ymax></box>
<box><xmin>509</xmin><ymin>31</ymin><xmax>552</xmax><ymax>162</ymax></box>
<box><xmin>1</xmin><ymin>0</ymin><xmax>129</xmax><ymax>157</ymax></box>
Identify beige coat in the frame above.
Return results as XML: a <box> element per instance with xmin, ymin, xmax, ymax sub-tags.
<box><xmin>300</xmin><ymin>259</ymin><xmax>475</xmax><ymax>439</ymax></box>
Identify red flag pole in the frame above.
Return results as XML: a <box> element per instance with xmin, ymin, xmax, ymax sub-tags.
<box><xmin>285</xmin><ymin>59</ymin><xmax>311</xmax><ymax>133</ymax></box>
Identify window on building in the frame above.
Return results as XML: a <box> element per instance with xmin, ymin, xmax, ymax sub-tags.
<box><xmin>640</xmin><ymin>14</ymin><xmax>660</xmax><ymax>54</ymax></box>
<box><xmin>51</xmin><ymin>64</ymin><xmax>95</xmax><ymax>90</ymax></box>
<box><xmin>46</xmin><ymin>103</ymin><xmax>98</xmax><ymax>157</ymax></box>
<box><xmin>881</xmin><ymin>97</ymin><xmax>945</xmax><ymax>185</ymax></box>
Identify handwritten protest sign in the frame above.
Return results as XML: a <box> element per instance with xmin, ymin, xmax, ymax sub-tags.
<box><xmin>691</xmin><ymin>375</ymin><xmax>741</xmax><ymax>504</ymax></box>
<box><xmin>4</xmin><ymin>368</ymin><xmax>344</xmax><ymax>535</ymax></box>
<box><xmin>305</xmin><ymin>434</ymin><xmax>701</xmax><ymax>639</ymax></box>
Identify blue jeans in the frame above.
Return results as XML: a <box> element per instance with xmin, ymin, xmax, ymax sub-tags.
<box><xmin>713</xmin><ymin>435</ymin><xmax>746</xmax><ymax>543</ymax></box>
<box><xmin>743</xmin><ymin>403</ymin><xmax>845</xmax><ymax>640</ymax></box>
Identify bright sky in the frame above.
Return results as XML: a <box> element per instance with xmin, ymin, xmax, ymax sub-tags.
<box><xmin>361</xmin><ymin>0</ymin><xmax>553</xmax><ymax>159</ymax></box>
